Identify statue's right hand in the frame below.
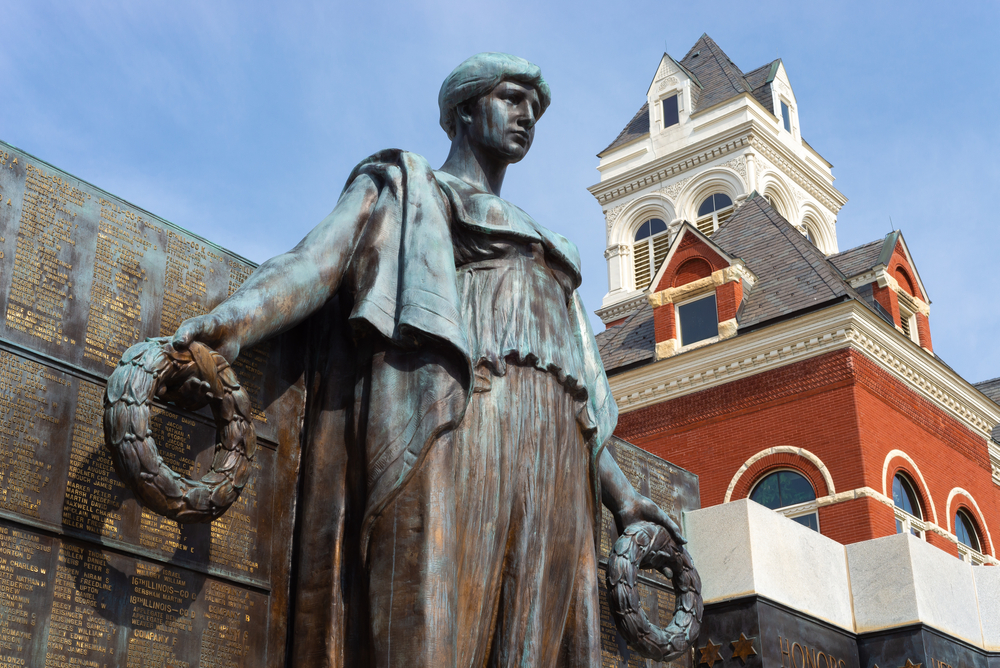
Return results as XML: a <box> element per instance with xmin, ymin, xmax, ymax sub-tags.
<box><xmin>172</xmin><ymin>314</ymin><xmax>241</xmax><ymax>364</ymax></box>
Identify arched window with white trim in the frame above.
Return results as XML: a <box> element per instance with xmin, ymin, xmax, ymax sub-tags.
<box><xmin>955</xmin><ymin>509</ymin><xmax>985</xmax><ymax>564</ymax></box>
<box><xmin>749</xmin><ymin>469</ymin><xmax>818</xmax><ymax>531</ymax></box>
<box><xmin>695</xmin><ymin>193</ymin><xmax>733</xmax><ymax>237</ymax></box>
<box><xmin>893</xmin><ymin>473</ymin><xmax>925</xmax><ymax>538</ymax></box>
<box><xmin>632</xmin><ymin>218</ymin><xmax>669</xmax><ymax>289</ymax></box>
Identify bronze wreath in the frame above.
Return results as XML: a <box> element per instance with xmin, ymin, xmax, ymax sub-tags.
<box><xmin>606</xmin><ymin>521</ymin><xmax>704</xmax><ymax>662</ymax></box>
<box><xmin>102</xmin><ymin>337</ymin><xmax>257</xmax><ymax>523</ymax></box>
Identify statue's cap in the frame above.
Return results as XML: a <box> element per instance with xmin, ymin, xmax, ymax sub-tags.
<box><xmin>438</xmin><ymin>52</ymin><xmax>551</xmax><ymax>140</ymax></box>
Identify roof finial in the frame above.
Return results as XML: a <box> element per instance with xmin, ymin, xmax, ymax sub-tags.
<box><xmin>889</xmin><ymin>216</ymin><xmax>895</xmax><ymax>232</ymax></box>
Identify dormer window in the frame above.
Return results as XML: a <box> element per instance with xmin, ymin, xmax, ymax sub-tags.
<box><xmin>781</xmin><ymin>101</ymin><xmax>792</xmax><ymax>132</ymax></box>
<box><xmin>662</xmin><ymin>94</ymin><xmax>679</xmax><ymax>129</ymax></box>
<box><xmin>696</xmin><ymin>193</ymin><xmax>734</xmax><ymax>236</ymax></box>
<box><xmin>633</xmin><ymin>218</ymin><xmax>669</xmax><ymax>289</ymax></box>
<box><xmin>677</xmin><ymin>293</ymin><xmax>718</xmax><ymax>347</ymax></box>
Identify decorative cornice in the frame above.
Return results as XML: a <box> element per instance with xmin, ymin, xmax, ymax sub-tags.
<box><xmin>609</xmin><ymin>301</ymin><xmax>1000</xmax><ymax>440</ymax></box>
<box><xmin>593</xmin><ymin>133</ymin><xmax>753</xmax><ymax>206</ymax></box>
<box><xmin>596</xmin><ymin>293</ymin><xmax>648</xmax><ymax>324</ymax></box>
<box><xmin>748</xmin><ymin>135</ymin><xmax>842</xmax><ymax>213</ymax></box>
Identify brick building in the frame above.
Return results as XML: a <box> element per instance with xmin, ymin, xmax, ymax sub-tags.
<box><xmin>591</xmin><ymin>34</ymin><xmax>1000</xmax><ymax>565</ymax></box>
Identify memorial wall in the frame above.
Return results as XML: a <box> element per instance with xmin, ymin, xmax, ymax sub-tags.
<box><xmin>0</xmin><ymin>139</ymin><xmax>700</xmax><ymax>667</ymax></box>
<box><xmin>598</xmin><ymin>437</ymin><xmax>700</xmax><ymax>668</ymax></box>
<box><xmin>0</xmin><ymin>140</ymin><xmax>304</xmax><ymax>667</ymax></box>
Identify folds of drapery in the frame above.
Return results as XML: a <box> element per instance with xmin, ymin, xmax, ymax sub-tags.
<box><xmin>287</xmin><ymin>149</ymin><xmax>617</xmax><ymax>667</ymax></box>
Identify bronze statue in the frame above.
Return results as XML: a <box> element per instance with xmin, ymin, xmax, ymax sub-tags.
<box><xmin>104</xmin><ymin>52</ymin><xmax>698</xmax><ymax>667</ymax></box>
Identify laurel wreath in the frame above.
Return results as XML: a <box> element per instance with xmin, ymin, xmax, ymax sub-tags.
<box><xmin>606</xmin><ymin>521</ymin><xmax>704</xmax><ymax>662</ymax></box>
<box><xmin>102</xmin><ymin>337</ymin><xmax>257</xmax><ymax>523</ymax></box>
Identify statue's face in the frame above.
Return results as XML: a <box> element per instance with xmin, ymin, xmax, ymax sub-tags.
<box><xmin>464</xmin><ymin>80</ymin><xmax>540</xmax><ymax>164</ymax></box>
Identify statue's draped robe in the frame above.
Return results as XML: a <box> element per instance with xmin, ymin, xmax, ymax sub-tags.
<box><xmin>291</xmin><ymin>150</ymin><xmax>617</xmax><ymax>667</ymax></box>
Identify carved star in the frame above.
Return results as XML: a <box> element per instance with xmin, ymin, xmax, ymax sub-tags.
<box><xmin>731</xmin><ymin>633</ymin><xmax>758</xmax><ymax>664</ymax></box>
<box><xmin>900</xmin><ymin>660</ymin><xmax>922</xmax><ymax>668</ymax></box>
<box><xmin>699</xmin><ymin>639</ymin><xmax>723</xmax><ymax>667</ymax></box>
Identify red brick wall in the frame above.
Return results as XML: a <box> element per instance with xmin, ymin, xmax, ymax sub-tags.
<box><xmin>716</xmin><ymin>280</ymin><xmax>742</xmax><ymax>322</ymax></box>
<box><xmin>887</xmin><ymin>241</ymin><xmax>924</xmax><ymax>301</ymax></box>
<box><xmin>655</xmin><ymin>234</ymin><xmax>729</xmax><ymax>292</ymax></box>
<box><xmin>872</xmin><ymin>282</ymin><xmax>901</xmax><ymax>326</ymax></box>
<box><xmin>653</xmin><ymin>303</ymin><xmax>675</xmax><ymax>343</ymax></box>
<box><xmin>916</xmin><ymin>312</ymin><xmax>933</xmax><ymax>352</ymax></box>
<box><xmin>674</xmin><ymin>258</ymin><xmax>713</xmax><ymax>287</ymax></box>
<box><xmin>818</xmin><ymin>496</ymin><xmax>895</xmax><ymax>546</ymax></box>
<box><xmin>615</xmin><ymin>348</ymin><xmax>998</xmax><ymax>555</ymax></box>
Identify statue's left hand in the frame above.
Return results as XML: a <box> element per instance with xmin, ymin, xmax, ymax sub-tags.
<box><xmin>613</xmin><ymin>492</ymin><xmax>686</xmax><ymax>547</ymax></box>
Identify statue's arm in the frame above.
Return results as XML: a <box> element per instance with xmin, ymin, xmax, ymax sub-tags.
<box><xmin>173</xmin><ymin>174</ymin><xmax>379</xmax><ymax>361</ymax></box>
<box><xmin>599</xmin><ymin>448</ymin><xmax>685</xmax><ymax>544</ymax></box>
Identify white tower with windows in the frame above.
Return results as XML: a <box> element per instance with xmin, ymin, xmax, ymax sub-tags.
<box><xmin>590</xmin><ymin>35</ymin><xmax>848</xmax><ymax>325</ymax></box>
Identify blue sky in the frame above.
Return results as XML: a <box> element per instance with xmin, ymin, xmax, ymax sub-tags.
<box><xmin>2</xmin><ymin>1</ymin><xmax>999</xmax><ymax>382</ymax></box>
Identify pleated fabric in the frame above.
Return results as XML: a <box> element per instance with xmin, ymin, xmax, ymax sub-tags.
<box><xmin>367</xmin><ymin>364</ymin><xmax>600</xmax><ymax>668</ymax></box>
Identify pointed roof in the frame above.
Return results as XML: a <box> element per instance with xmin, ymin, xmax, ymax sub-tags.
<box><xmin>598</xmin><ymin>195</ymin><xmax>876</xmax><ymax>374</ymax></box>
<box><xmin>678</xmin><ymin>34</ymin><xmax>750</xmax><ymax>110</ymax></box>
<box><xmin>601</xmin><ymin>103</ymin><xmax>650</xmax><ymax>154</ymax></box>
<box><xmin>712</xmin><ymin>195</ymin><xmax>861</xmax><ymax>329</ymax></box>
<box><xmin>828</xmin><ymin>231</ymin><xmax>929</xmax><ymax>302</ymax></box>
<box><xmin>600</xmin><ymin>34</ymin><xmax>781</xmax><ymax>155</ymax></box>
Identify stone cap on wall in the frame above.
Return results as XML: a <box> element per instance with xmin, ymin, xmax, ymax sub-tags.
<box><xmin>684</xmin><ymin>499</ymin><xmax>1000</xmax><ymax>650</ymax></box>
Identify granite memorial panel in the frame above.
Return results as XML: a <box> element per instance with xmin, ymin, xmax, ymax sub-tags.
<box><xmin>0</xmin><ymin>140</ymin><xmax>304</xmax><ymax>667</ymax></box>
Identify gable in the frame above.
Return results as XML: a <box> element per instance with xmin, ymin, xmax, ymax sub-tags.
<box><xmin>652</xmin><ymin>225</ymin><xmax>734</xmax><ymax>293</ymax></box>
<box><xmin>884</xmin><ymin>236</ymin><xmax>928</xmax><ymax>302</ymax></box>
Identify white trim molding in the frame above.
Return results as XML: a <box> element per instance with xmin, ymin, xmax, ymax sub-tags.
<box><xmin>881</xmin><ymin>449</ymin><xmax>938</xmax><ymax>526</ymax></box>
<box><xmin>945</xmin><ymin>487</ymin><xmax>995</xmax><ymax>557</ymax></box>
<box><xmin>725</xmin><ymin>446</ymin><xmax>835</xmax><ymax>503</ymax></box>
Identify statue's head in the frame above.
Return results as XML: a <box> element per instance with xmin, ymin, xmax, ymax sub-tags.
<box><xmin>439</xmin><ymin>53</ymin><xmax>551</xmax><ymax>164</ymax></box>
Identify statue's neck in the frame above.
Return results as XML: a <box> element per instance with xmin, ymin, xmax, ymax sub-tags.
<box><xmin>439</xmin><ymin>136</ymin><xmax>507</xmax><ymax>197</ymax></box>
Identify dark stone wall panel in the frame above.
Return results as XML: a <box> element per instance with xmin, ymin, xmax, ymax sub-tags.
<box><xmin>0</xmin><ymin>141</ymin><xmax>303</xmax><ymax>668</ymax></box>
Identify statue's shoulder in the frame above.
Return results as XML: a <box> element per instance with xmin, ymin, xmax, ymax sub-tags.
<box><xmin>342</xmin><ymin>150</ymin><xmax>436</xmax><ymax>193</ymax></box>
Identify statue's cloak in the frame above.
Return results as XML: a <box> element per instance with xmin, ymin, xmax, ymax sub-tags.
<box><xmin>288</xmin><ymin>150</ymin><xmax>617</xmax><ymax>666</ymax></box>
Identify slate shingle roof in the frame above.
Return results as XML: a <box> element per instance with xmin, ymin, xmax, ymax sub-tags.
<box><xmin>601</xmin><ymin>34</ymin><xmax>779</xmax><ymax>155</ymax></box>
<box><xmin>713</xmin><ymin>196</ymin><xmax>861</xmax><ymax>329</ymax></box>
<box><xmin>595</xmin><ymin>303</ymin><xmax>656</xmax><ymax>372</ymax></box>
<box><xmin>975</xmin><ymin>378</ymin><xmax>1000</xmax><ymax>406</ymax></box>
<box><xmin>599</xmin><ymin>195</ymin><xmax>871</xmax><ymax>374</ymax></box>
<box><xmin>828</xmin><ymin>238</ymin><xmax>886</xmax><ymax>277</ymax></box>
<box><xmin>601</xmin><ymin>103</ymin><xmax>650</xmax><ymax>154</ymax></box>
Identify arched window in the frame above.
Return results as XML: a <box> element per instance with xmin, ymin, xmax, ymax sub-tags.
<box><xmin>695</xmin><ymin>193</ymin><xmax>733</xmax><ymax>237</ymax></box>
<box><xmin>763</xmin><ymin>192</ymin><xmax>786</xmax><ymax>218</ymax></box>
<box><xmin>955</xmin><ymin>509</ymin><xmax>984</xmax><ymax>564</ymax></box>
<box><xmin>749</xmin><ymin>470</ymin><xmax>818</xmax><ymax>531</ymax></box>
<box><xmin>892</xmin><ymin>473</ymin><xmax>924</xmax><ymax>537</ymax></box>
<box><xmin>633</xmin><ymin>218</ymin><xmax>669</xmax><ymax>289</ymax></box>
<box><xmin>893</xmin><ymin>267</ymin><xmax>920</xmax><ymax>344</ymax></box>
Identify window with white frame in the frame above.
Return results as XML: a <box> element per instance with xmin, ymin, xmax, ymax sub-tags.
<box><xmin>955</xmin><ymin>509</ymin><xmax>986</xmax><ymax>565</ymax></box>
<box><xmin>780</xmin><ymin>101</ymin><xmax>792</xmax><ymax>132</ymax></box>
<box><xmin>632</xmin><ymin>218</ymin><xmax>669</xmax><ymax>290</ymax></box>
<box><xmin>892</xmin><ymin>473</ymin><xmax>925</xmax><ymax>538</ymax></box>
<box><xmin>676</xmin><ymin>292</ymin><xmax>718</xmax><ymax>347</ymax></box>
<box><xmin>662</xmin><ymin>94</ymin><xmax>679</xmax><ymax>129</ymax></box>
<box><xmin>896</xmin><ymin>290</ymin><xmax>920</xmax><ymax>344</ymax></box>
<box><xmin>749</xmin><ymin>470</ymin><xmax>819</xmax><ymax>531</ymax></box>
<box><xmin>695</xmin><ymin>193</ymin><xmax>733</xmax><ymax>236</ymax></box>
